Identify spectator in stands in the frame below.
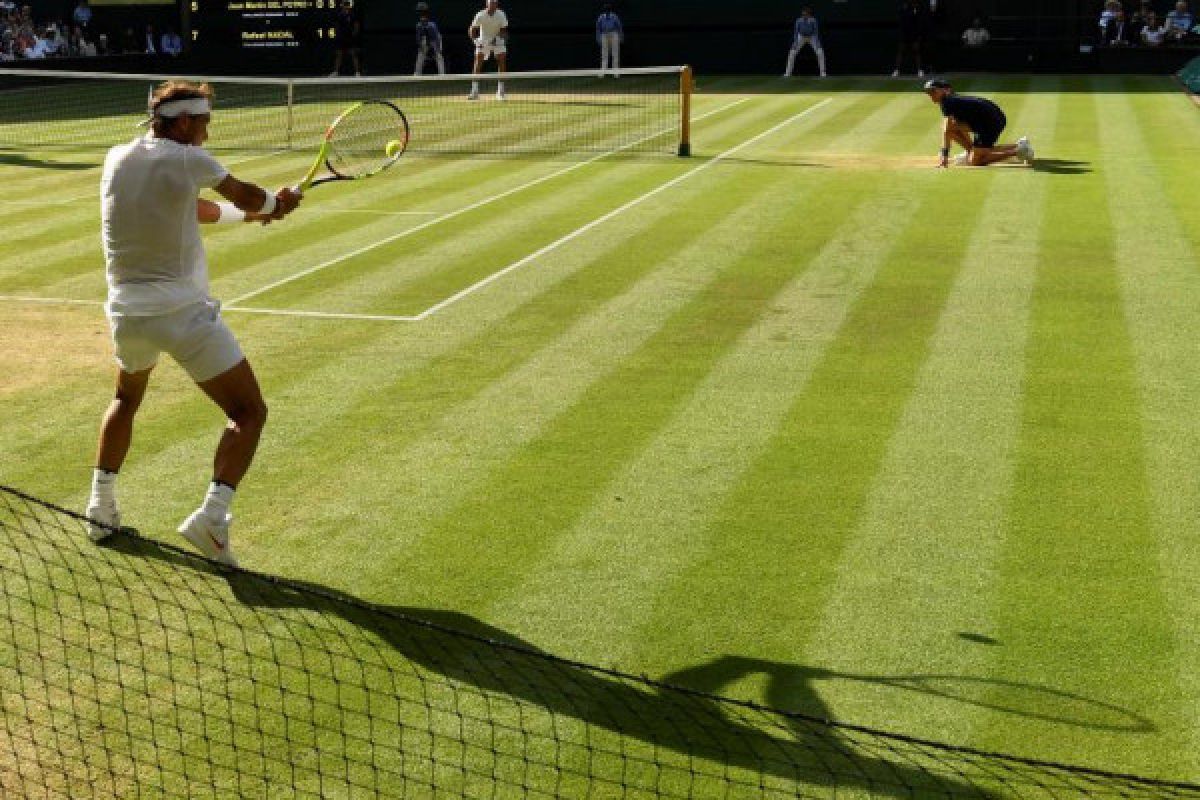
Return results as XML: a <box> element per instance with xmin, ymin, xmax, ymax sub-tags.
<box><xmin>783</xmin><ymin>6</ymin><xmax>826</xmax><ymax>77</ymax></box>
<box><xmin>79</xmin><ymin>29</ymin><xmax>95</xmax><ymax>55</ymax></box>
<box><xmin>596</xmin><ymin>2</ymin><xmax>623</xmax><ymax>76</ymax></box>
<box><xmin>893</xmin><ymin>0</ymin><xmax>928</xmax><ymax>77</ymax></box>
<box><xmin>1101</xmin><ymin>6</ymin><xmax>1132</xmax><ymax>44</ymax></box>
<box><xmin>962</xmin><ymin>16</ymin><xmax>989</xmax><ymax>47</ymax></box>
<box><xmin>161</xmin><ymin>25</ymin><xmax>182</xmax><ymax>55</ymax></box>
<box><xmin>22</xmin><ymin>26</ymin><xmax>49</xmax><ymax>57</ymax></box>
<box><xmin>329</xmin><ymin>0</ymin><xmax>362</xmax><ymax>76</ymax></box>
<box><xmin>66</xmin><ymin>23</ymin><xmax>82</xmax><ymax>54</ymax></box>
<box><xmin>143</xmin><ymin>23</ymin><xmax>157</xmax><ymax>53</ymax></box>
<box><xmin>96</xmin><ymin>30</ymin><xmax>108</xmax><ymax>54</ymax></box>
<box><xmin>72</xmin><ymin>0</ymin><xmax>90</xmax><ymax>29</ymax></box>
<box><xmin>1141</xmin><ymin>10</ymin><xmax>1167</xmax><ymax>44</ymax></box>
<box><xmin>468</xmin><ymin>0</ymin><xmax>508</xmax><ymax>100</ymax></box>
<box><xmin>1165</xmin><ymin>1</ymin><xmax>1194</xmax><ymax>41</ymax></box>
<box><xmin>1099</xmin><ymin>0</ymin><xmax>1121</xmax><ymax>28</ymax></box>
<box><xmin>414</xmin><ymin>2</ymin><xmax>445</xmax><ymax>75</ymax></box>
<box><xmin>0</xmin><ymin>31</ymin><xmax>13</xmax><ymax>61</ymax></box>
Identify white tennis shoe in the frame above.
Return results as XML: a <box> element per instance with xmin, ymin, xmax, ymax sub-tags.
<box><xmin>178</xmin><ymin>510</ymin><xmax>238</xmax><ymax>567</ymax></box>
<box><xmin>954</xmin><ymin>152</ymin><xmax>970</xmax><ymax>166</ymax></box>
<box><xmin>467</xmin><ymin>88</ymin><xmax>479</xmax><ymax>101</ymax></box>
<box><xmin>1016</xmin><ymin>136</ymin><xmax>1035</xmax><ymax>164</ymax></box>
<box><xmin>85</xmin><ymin>501</ymin><xmax>119</xmax><ymax>542</ymax></box>
<box><xmin>496</xmin><ymin>89</ymin><xmax>506</xmax><ymax>101</ymax></box>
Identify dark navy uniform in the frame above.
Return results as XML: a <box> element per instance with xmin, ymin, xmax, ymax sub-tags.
<box><xmin>940</xmin><ymin>93</ymin><xmax>1006</xmax><ymax>148</ymax></box>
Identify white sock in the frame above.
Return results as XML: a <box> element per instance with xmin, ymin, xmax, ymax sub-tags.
<box><xmin>89</xmin><ymin>468</ymin><xmax>117</xmax><ymax>507</ymax></box>
<box><xmin>200</xmin><ymin>481</ymin><xmax>235</xmax><ymax>520</ymax></box>
<box><xmin>471</xmin><ymin>80</ymin><xmax>479</xmax><ymax>92</ymax></box>
<box><xmin>497</xmin><ymin>81</ymin><xmax>505</xmax><ymax>93</ymax></box>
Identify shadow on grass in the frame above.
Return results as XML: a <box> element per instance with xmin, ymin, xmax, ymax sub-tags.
<box><xmin>87</xmin><ymin>530</ymin><xmax>1177</xmax><ymax>800</ymax></box>
<box><xmin>1031</xmin><ymin>158</ymin><xmax>1092</xmax><ymax>174</ymax></box>
<box><xmin>0</xmin><ymin>149</ymin><xmax>99</xmax><ymax>170</ymax></box>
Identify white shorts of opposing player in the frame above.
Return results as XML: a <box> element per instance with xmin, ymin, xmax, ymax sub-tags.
<box><xmin>415</xmin><ymin>41</ymin><xmax>446</xmax><ymax>75</ymax></box>
<box><xmin>475</xmin><ymin>37</ymin><xmax>506</xmax><ymax>60</ymax></box>
<box><xmin>599</xmin><ymin>31</ymin><xmax>620</xmax><ymax>75</ymax></box>
<box><xmin>784</xmin><ymin>35</ymin><xmax>826</xmax><ymax>77</ymax></box>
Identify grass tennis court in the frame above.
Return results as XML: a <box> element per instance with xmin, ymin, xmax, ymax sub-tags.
<box><xmin>2</xmin><ymin>74</ymin><xmax>1200</xmax><ymax>792</ymax></box>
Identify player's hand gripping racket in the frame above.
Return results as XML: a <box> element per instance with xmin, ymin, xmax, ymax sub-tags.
<box><xmin>294</xmin><ymin>100</ymin><xmax>409</xmax><ymax>194</ymax></box>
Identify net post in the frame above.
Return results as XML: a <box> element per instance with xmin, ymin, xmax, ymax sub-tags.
<box><xmin>678</xmin><ymin>65</ymin><xmax>692</xmax><ymax>157</ymax></box>
<box><xmin>286</xmin><ymin>80</ymin><xmax>294</xmax><ymax>150</ymax></box>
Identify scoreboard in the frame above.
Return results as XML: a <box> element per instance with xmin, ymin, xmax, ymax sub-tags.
<box><xmin>187</xmin><ymin>0</ymin><xmax>347</xmax><ymax>50</ymax></box>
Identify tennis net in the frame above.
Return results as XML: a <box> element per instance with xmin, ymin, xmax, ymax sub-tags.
<box><xmin>0</xmin><ymin>66</ymin><xmax>692</xmax><ymax>156</ymax></box>
<box><xmin>3</xmin><ymin>484</ymin><xmax>1200</xmax><ymax>799</ymax></box>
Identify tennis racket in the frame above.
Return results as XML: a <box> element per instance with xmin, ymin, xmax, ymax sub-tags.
<box><xmin>294</xmin><ymin>100</ymin><xmax>409</xmax><ymax>193</ymax></box>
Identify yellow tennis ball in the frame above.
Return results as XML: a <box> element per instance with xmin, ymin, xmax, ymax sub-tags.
<box><xmin>385</xmin><ymin>139</ymin><xmax>402</xmax><ymax>157</ymax></box>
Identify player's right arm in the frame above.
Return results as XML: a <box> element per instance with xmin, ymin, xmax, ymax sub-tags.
<box><xmin>211</xmin><ymin>175</ymin><xmax>299</xmax><ymax>220</ymax></box>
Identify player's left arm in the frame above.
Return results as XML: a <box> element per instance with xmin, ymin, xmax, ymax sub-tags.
<box><xmin>196</xmin><ymin>197</ymin><xmax>278</xmax><ymax>225</ymax></box>
<box><xmin>938</xmin><ymin>116</ymin><xmax>955</xmax><ymax>167</ymax></box>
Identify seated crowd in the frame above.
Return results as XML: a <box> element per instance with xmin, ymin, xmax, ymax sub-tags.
<box><xmin>0</xmin><ymin>0</ymin><xmax>182</xmax><ymax>60</ymax></box>
<box><xmin>1098</xmin><ymin>0</ymin><xmax>1198</xmax><ymax>46</ymax></box>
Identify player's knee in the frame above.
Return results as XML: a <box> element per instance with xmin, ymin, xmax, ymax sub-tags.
<box><xmin>231</xmin><ymin>397</ymin><xmax>268</xmax><ymax>433</ymax></box>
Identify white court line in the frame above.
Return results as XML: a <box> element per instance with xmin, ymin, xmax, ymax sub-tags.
<box><xmin>317</xmin><ymin>209</ymin><xmax>438</xmax><ymax>216</ymax></box>
<box><xmin>413</xmin><ymin>97</ymin><xmax>833</xmax><ymax>321</ymax></box>
<box><xmin>0</xmin><ymin>294</ymin><xmax>100</xmax><ymax>307</ymax></box>
<box><xmin>223</xmin><ymin>306</ymin><xmax>420</xmax><ymax>322</ymax></box>
<box><xmin>226</xmin><ymin>97</ymin><xmax>751</xmax><ymax>307</ymax></box>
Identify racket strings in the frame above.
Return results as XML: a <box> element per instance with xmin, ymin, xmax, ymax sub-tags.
<box><xmin>327</xmin><ymin>102</ymin><xmax>406</xmax><ymax>177</ymax></box>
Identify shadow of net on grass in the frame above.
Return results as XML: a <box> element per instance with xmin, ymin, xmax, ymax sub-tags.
<box><xmin>2</xmin><ymin>485</ymin><xmax>1199</xmax><ymax>799</ymax></box>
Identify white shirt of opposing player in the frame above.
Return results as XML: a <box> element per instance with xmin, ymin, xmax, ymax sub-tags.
<box><xmin>472</xmin><ymin>8</ymin><xmax>507</xmax><ymax>44</ymax></box>
<box><xmin>101</xmin><ymin>134</ymin><xmax>227</xmax><ymax>316</ymax></box>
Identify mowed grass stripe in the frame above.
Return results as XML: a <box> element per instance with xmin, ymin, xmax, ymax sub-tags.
<box><xmin>1125</xmin><ymin>78</ymin><xmax>1200</xmax><ymax>256</ymax></box>
<box><xmin>368</xmin><ymin>171</ymin><xmax>863</xmax><ymax>614</ymax></box>
<box><xmin>1098</xmin><ymin>81</ymin><xmax>1200</xmax><ymax>777</ymax></box>
<box><xmin>802</xmin><ymin>82</ymin><xmax>1053</xmax><ymax>745</ymax></box>
<box><xmin>483</xmin><ymin>98</ymin><xmax>939</xmax><ymax>661</ymax></box>
<box><xmin>981</xmin><ymin>82</ymin><xmax>1181</xmax><ymax>775</ymax></box>
<box><xmin>492</xmin><ymin>186</ymin><xmax>927</xmax><ymax>664</ymax></box>
<box><xmin>630</xmin><ymin>132</ymin><xmax>989</xmax><ymax>701</ymax></box>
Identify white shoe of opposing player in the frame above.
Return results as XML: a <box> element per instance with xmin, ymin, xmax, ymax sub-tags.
<box><xmin>85</xmin><ymin>501</ymin><xmax>119</xmax><ymax>542</ymax></box>
<box><xmin>954</xmin><ymin>152</ymin><xmax>970</xmax><ymax>166</ymax></box>
<box><xmin>467</xmin><ymin>89</ymin><xmax>479</xmax><ymax>101</ymax></box>
<box><xmin>496</xmin><ymin>89</ymin><xmax>506</xmax><ymax>101</ymax></box>
<box><xmin>1016</xmin><ymin>136</ymin><xmax>1035</xmax><ymax>164</ymax></box>
<box><xmin>178</xmin><ymin>510</ymin><xmax>238</xmax><ymax>567</ymax></box>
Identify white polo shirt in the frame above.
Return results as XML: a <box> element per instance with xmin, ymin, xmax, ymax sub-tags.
<box><xmin>472</xmin><ymin>8</ymin><xmax>508</xmax><ymax>42</ymax></box>
<box><xmin>100</xmin><ymin>134</ymin><xmax>227</xmax><ymax>316</ymax></box>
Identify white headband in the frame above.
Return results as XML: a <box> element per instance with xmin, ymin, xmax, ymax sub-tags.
<box><xmin>155</xmin><ymin>97</ymin><xmax>211</xmax><ymax>118</ymax></box>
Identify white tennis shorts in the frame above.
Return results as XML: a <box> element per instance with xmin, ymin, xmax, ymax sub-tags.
<box><xmin>475</xmin><ymin>37</ymin><xmax>506</xmax><ymax>58</ymax></box>
<box><xmin>108</xmin><ymin>300</ymin><xmax>244</xmax><ymax>383</ymax></box>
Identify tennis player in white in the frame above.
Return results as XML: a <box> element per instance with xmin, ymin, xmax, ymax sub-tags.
<box><xmin>468</xmin><ymin>0</ymin><xmax>508</xmax><ymax>101</ymax></box>
<box><xmin>85</xmin><ymin>80</ymin><xmax>300</xmax><ymax>567</ymax></box>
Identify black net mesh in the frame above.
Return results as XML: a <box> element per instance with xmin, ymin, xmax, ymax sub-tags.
<box><xmin>2</xmin><ymin>485</ymin><xmax>1199</xmax><ymax>799</ymax></box>
<box><xmin>0</xmin><ymin>68</ymin><xmax>684</xmax><ymax>155</ymax></box>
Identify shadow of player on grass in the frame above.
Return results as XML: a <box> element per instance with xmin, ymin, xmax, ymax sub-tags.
<box><xmin>93</xmin><ymin>530</ymin><xmax>1173</xmax><ymax>800</ymax></box>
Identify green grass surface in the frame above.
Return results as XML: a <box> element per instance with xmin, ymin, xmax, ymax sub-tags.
<box><xmin>2</xmin><ymin>75</ymin><xmax>1200</xmax><ymax>793</ymax></box>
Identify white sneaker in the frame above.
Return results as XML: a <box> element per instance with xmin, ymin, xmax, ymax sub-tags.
<box><xmin>1016</xmin><ymin>136</ymin><xmax>1035</xmax><ymax>164</ymax></box>
<box><xmin>85</xmin><ymin>501</ymin><xmax>119</xmax><ymax>542</ymax></box>
<box><xmin>954</xmin><ymin>152</ymin><xmax>970</xmax><ymax>166</ymax></box>
<box><xmin>178</xmin><ymin>510</ymin><xmax>238</xmax><ymax>567</ymax></box>
<box><xmin>891</xmin><ymin>69</ymin><xmax>900</xmax><ymax>77</ymax></box>
<box><xmin>467</xmin><ymin>89</ymin><xmax>479</xmax><ymax>101</ymax></box>
<box><xmin>496</xmin><ymin>89</ymin><xmax>506</xmax><ymax>101</ymax></box>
